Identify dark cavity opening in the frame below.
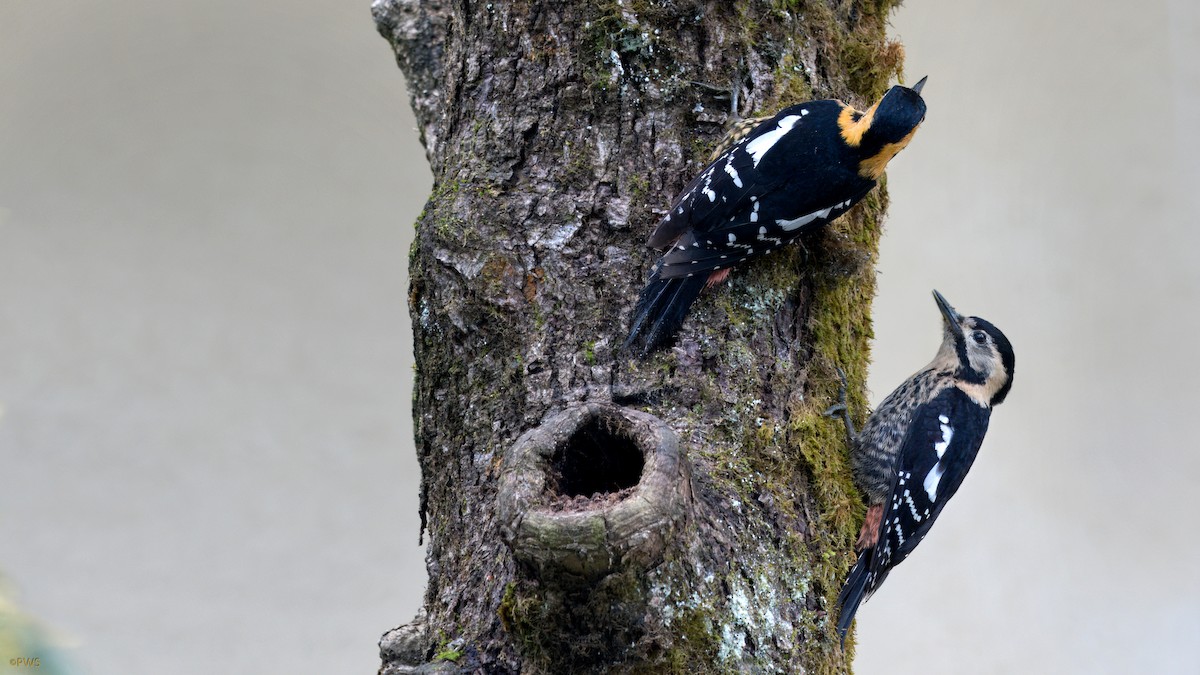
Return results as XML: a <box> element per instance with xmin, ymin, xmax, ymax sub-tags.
<box><xmin>548</xmin><ymin>414</ymin><xmax>644</xmax><ymax>498</ymax></box>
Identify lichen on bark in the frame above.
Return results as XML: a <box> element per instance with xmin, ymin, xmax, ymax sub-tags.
<box><xmin>373</xmin><ymin>0</ymin><xmax>906</xmax><ymax>672</ymax></box>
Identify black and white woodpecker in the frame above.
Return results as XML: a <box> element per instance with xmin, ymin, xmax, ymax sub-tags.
<box><xmin>830</xmin><ymin>290</ymin><xmax>1015</xmax><ymax>645</ymax></box>
<box><xmin>624</xmin><ymin>77</ymin><xmax>928</xmax><ymax>354</ymax></box>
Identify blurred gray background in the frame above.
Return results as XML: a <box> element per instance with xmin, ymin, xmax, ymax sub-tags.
<box><xmin>1</xmin><ymin>1</ymin><xmax>1196</xmax><ymax>673</ymax></box>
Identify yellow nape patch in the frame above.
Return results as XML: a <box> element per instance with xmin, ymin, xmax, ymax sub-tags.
<box><xmin>857</xmin><ymin>125</ymin><xmax>919</xmax><ymax>179</ymax></box>
<box><xmin>837</xmin><ymin>102</ymin><xmax>877</xmax><ymax>147</ymax></box>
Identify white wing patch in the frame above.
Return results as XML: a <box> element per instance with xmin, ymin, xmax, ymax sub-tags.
<box><xmin>746</xmin><ymin>114</ymin><xmax>802</xmax><ymax>168</ymax></box>
<box><xmin>775</xmin><ymin>199</ymin><xmax>854</xmax><ymax>232</ymax></box>
<box><xmin>723</xmin><ymin>157</ymin><xmax>743</xmax><ymax>188</ymax></box>
<box><xmin>923</xmin><ymin>416</ymin><xmax>954</xmax><ymax>502</ymax></box>
<box><xmin>777</xmin><ymin>206</ymin><xmax>833</xmax><ymax>232</ymax></box>
<box><xmin>903</xmin><ymin>488</ymin><xmax>924</xmax><ymax>522</ymax></box>
<box><xmin>935</xmin><ymin>415</ymin><xmax>952</xmax><ymax>457</ymax></box>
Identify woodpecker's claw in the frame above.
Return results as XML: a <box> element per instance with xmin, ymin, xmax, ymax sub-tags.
<box><xmin>687</xmin><ymin>74</ymin><xmax>744</xmax><ymax>119</ymax></box>
<box><xmin>823</xmin><ymin>366</ymin><xmax>857</xmax><ymax>440</ymax></box>
<box><xmin>687</xmin><ymin>80</ymin><xmax>730</xmax><ymax>94</ymax></box>
<box><xmin>823</xmin><ymin>403</ymin><xmax>847</xmax><ymax>417</ymax></box>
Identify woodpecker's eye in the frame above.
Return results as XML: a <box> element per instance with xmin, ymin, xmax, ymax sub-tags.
<box><xmin>972</xmin><ymin>331</ymin><xmax>988</xmax><ymax>345</ymax></box>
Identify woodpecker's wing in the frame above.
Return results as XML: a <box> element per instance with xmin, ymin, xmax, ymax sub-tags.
<box><xmin>866</xmin><ymin>387</ymin><xmax>991</xmax><ymax>592</ymax></box>
<box><xmin>651</xmin><ymin>187</ymin><xmax>871</xmax><ymax>280</ymax></box>
<box><xmin>646</xmin><ymin>100</ymin><xmax>871</xmax><ymax>257</ymax></box>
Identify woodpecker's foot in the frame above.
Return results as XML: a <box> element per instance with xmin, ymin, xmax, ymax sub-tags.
<box><xmin>687</xmin><ymin>78</ymin><xmax>742</xmax><ymax>119</ymax></box>
<box><xmin>855</xmin><ymin>504</ymin><xmax>884</xmax><ymax>551</ymax></box>
<box><xmin>823</xmin><ymin>402</ymin><xmax>847</xmax><ymax>417</ymax></box>
<box><xmin>796</xmin><ymin>239</ymin><xmax>813</xmax><ymax>265</ymax></box>
<box><xmin>822</xmin><ymin>366</ymin><xmax>856</xmax><ymax>440</ymax></box>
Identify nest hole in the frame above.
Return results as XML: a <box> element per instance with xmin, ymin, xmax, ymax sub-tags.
<box><xmin>548</xmin><ymin>414</ymin><xmax>644</xmax><ymax>498</ymax></box>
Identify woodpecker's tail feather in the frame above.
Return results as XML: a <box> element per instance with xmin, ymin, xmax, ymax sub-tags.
<box><xmin>835</xmin><ymin>549</ymin><xmax>873</xmax><ymax>648</ymax></box>
<box><xmin>623</xmin><ymin>274</ymin><xmax>707</xmax><ymax>355</ymax></box>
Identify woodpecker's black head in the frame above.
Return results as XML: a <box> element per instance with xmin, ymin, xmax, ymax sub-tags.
<box><xmin>843</xmin><ymin>76</ymin><xmax>928</xmax><ymax>178</ymax></box>
<box><xmin>932</xmin><ymin>289</ymin><xmax>1015</xmax><ymax>406</ymax></box>
<box><xmin>866</xmin><ymin>77</ymin><xmax>927</xmax><ymax>145</ymax></box>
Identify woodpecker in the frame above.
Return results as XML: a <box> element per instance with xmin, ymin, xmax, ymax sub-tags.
<box><xmin>829</xmin><ymin>290</ymin><xmax>1015</xmax><ymax>645</ymax></box>
<box><xmin>624</xmin><ymin>77</ymin><xmax>928</xmax><ymax>354</ymax></box>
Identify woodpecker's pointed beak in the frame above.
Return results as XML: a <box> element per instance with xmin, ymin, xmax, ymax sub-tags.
<box><xmin>932</xmin><ymin>289</ymin><xmax>961</xmax><ymax>326</ymax></box>
<box><xmin>910</xmin><ymin>76</ymin><xmax>928</xmax><ymax>95</ymax></box>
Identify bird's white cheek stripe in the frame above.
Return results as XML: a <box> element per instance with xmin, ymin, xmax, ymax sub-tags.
<box><xmin>923</xmin><ymin>417</ymin><xmax>954</xmax><ymax>501</ymax></box>
<box><xmin>746</xmin><ymin>114</ymin><xmax>802</xmax><ymax>168</ymax></box>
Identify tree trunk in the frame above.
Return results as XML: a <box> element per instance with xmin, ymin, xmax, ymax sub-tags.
<box><xmin>371</xmin><ymin>1</ymin><xmax>905</xmax><ymax>672</ymax></box>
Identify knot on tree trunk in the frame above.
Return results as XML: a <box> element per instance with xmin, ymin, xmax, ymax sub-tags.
<box><xmin>497</xmin><ymin>403</ymin><xmax>693</xmax><ymax>585</ymax></box>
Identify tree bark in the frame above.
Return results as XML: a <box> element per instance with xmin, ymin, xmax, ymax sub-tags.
<box><xmin>371</xmin><ymin>1</ymin><xmax>906</xmax><ymax>672</ymax></box>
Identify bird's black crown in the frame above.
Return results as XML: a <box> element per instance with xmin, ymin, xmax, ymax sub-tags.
<box><xmin>864</xmin><ymin>84</ymin><xmax>927</xmax><ymax>149</ymax></box>
<box><xmin>969</xmin><ymin>316</ymin><xmax>1015</xmax><ymax>405</ymax></box>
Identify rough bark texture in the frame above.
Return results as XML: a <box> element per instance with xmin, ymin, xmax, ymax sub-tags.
<box><xmin>372</xmin><ymin>1</ymin><xmax>906</xmax><ymax>672</ymax></box>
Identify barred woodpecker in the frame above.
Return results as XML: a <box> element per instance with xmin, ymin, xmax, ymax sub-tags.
<box><xmin>829</xmin><ymin>290</ymin><xmax>1015</xmax><ymax>645</ymax></box>
<box><xmin>623</xmin><ymin>77</ymin><xmax>928</xmax><ymax>354</ymax></box>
